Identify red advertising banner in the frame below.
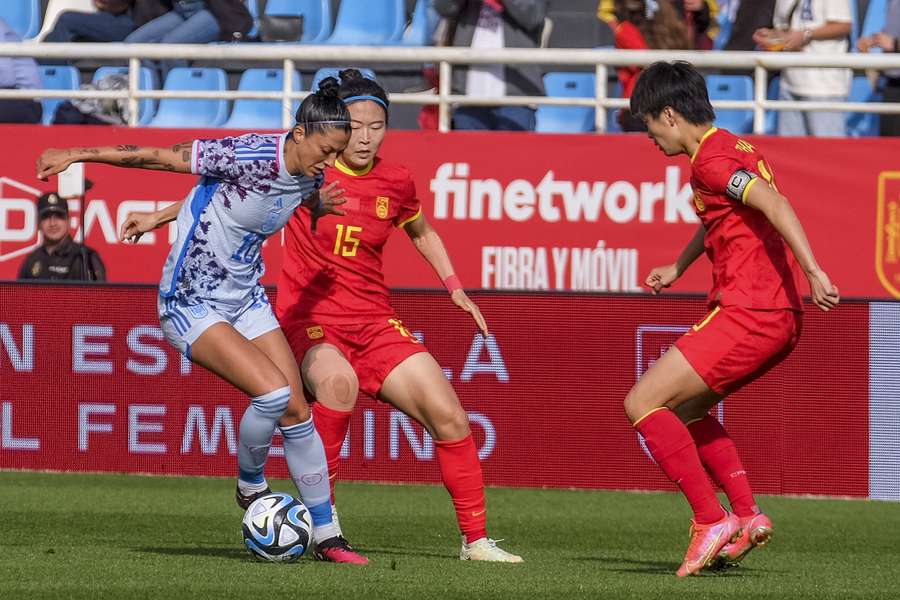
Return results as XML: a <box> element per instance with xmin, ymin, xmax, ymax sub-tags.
<box><xmin>0</xmin><ymin>126</ymin><xmax>898</xmax><ymax>298</ymax></box>
<box><xmin>0</xmin><ymin>284</ymin><xmax>869</xmax><ymax>497</ymax></box>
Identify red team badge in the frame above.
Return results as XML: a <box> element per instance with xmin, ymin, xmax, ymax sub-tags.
<box><xmin>876</xmin><ymin>171</ymin><xmax>900</xmax><ymax>299</ymax></box>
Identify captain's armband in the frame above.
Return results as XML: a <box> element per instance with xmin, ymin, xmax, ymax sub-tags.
<box><xmin>725</xmin><ymin>169</ymin><xmax>759</xmax><ymax>203</ymax></box>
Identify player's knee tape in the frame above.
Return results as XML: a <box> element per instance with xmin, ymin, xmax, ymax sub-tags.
<box><xmin>251</xmin><ymin>386</ymin><xmax>291</xmax><ymax>418</ymax></box>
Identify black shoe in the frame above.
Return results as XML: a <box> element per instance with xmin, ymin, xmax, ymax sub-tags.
<box><xmin>235</xmin><ymin>484</ymin><xmax>271</xmax><ymax>510</ymax></box>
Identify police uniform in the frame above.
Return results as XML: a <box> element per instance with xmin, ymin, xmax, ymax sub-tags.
<box><xmin>17</xmin><ymin>193</ymin><xmax>106</xmax><ymax>282</ymax></box>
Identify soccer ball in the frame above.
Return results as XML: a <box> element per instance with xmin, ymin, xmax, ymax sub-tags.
<box><xmin>241</xmin><ymin>492</ymin><xmax>312</xmax><ymax>562</ymax></box>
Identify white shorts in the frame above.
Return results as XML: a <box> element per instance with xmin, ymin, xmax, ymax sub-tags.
<box><xmin>158</xmin><ymin>287</ymin><xmax>280</xmax><ymax>359</ymax></box>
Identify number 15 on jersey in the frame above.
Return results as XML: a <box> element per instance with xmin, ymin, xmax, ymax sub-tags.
<box><xmin>334</xmin><ymin>224</ymin><xmax>362</xmax><ymax>257</ymax></box>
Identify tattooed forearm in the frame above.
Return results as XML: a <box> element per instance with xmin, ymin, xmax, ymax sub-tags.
<box><xmin>116</xmin><ymin>144</ymin><xmax>139</xmax><ymax>153</ymax></box>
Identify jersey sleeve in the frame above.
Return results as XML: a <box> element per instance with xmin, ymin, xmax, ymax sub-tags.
<box><xmin>394</xmin><ymin>172</ymin><xmax>422</xmax><ymax>228</ymax></box>
<box><xmin>191</xmin><ymin>134</ymin><xmax>280</xmax><ymax>183</ymax></box>
<box><xmin>693</xmin><ymin>152</ymin><xmax>762</xmax><ymax>204</ymax></box>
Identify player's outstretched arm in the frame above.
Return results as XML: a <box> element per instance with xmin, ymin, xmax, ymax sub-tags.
<box><xmin>120</xmin><ymin>200</ymin><xmax>185</xmax><ymax>244</ymax></box>
<box><xmin>405</xmin><ymin>214</ymin><xmax>490</xmax><ymax>337</ymax></box>
<box><xmin>36</xmin><ymin>143</ymin><xmax>194</xmax><ymax>180</ymax></box>
<box><xmin>646</xmin><ymin>224</ymin><xmax>706</xmax><ymax>294</ymax></box>
<box><xmin>744</xmin><ymin>182</ymin><xmax>840</xmax><ymax>311</ymax></box>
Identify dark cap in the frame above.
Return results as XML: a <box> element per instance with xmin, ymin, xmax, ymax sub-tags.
<box><xmin>37</xmin><ymin>193</ymin><xmax>69</xmax><ymax>219</ymax></box>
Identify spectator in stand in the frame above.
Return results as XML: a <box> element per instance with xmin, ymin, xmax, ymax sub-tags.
<box><xmin>600</xmin><ymin>0</ymin><xmax>715</xmax><ymax>48</ymax></box>
<box><xmin>125</xmin><ymin>1</ymin><xmax>252</xmax><ymax>75</ymax></box>
<box><xmin>0</xmin><ymin>18</ymin><xmax>42</xmax><ymax>124</ymax></box>
<box><xmin>716</xmin><ymin>0</ymin><xmax>776</xmax><ymax>50</ymax></box>
<box><xmin>18</xmin><ymin>193</ymin><xmax>106</xmax><ymax>282</ymax></box>
<box><xmin>754</xmin><ymin>0</ymin><xmax>852</xmax><ymax>137</ymax></box>
<box><xmin>858</xmin><ymin>0</ymin><xmax>900</xmax><ymax>136</ymax></box>
<box><xmin>610</xmin><ymin>0</ymin><xmax>691</xmax><ymax>131</ymax></box>
<box><xmin>44</xmin><ymin>1</ymin><xmax>147</xmax><ymax>43</ymax></box>
<box><xmin>434</xmin><ymin>0</ymin><xmax>548</xmax><ymax>131</ymax></box>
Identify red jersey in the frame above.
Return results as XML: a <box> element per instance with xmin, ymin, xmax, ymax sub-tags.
<box><xmin>276</xmin><ymin>157</ymin><xmax>422</xmax><ymax>325</ymax></box>
<box><xmin>689</xmin><ymin>128</ymin><xmax>803</xmax><ymax>311</ymax></box>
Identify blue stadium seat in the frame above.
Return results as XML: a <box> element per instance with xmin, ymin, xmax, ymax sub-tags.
<box><xmin>149</xmin><ymin>68</ymin><xmax>229</xmax><ymax>128</ymax></box>
<box><xmin>846</xmin><ymin>75</ymin><xmax>881</xmax><ymax>137</ymax></box>
<box><xmin>536</xmin><ymin>72</ymin><xmax>596</xmax><ymax>134</ymax></box>
<box><xmin>326</xmin><ymin>0</ymin><xmax>405</xmax><ymax>45</ymax></box>
<box><xmin>402</xmin><ymin>0</ymin><xmax>440</xmax><ymax>46</ymax></box>
<box><xmin>606</xmin><ymin>80</ymin><xmax>623</xmax><ymax>133</ymax></box>
<box><xmin>263</xmin><ymin>0</ymin><xmax>332</xmax><ymax>43</ymax></box>
<box><xmin>224</xmin><ymin>68</ymin><xmax>302</xmax><ymax>130</ymax></box>
<box><xmin>706</xmin><ymin>74</ymin><xmax>753</xmax><ymax>134</ymax></box>
<box><xmin>39</xmin><ymin>65</ymin><xmax>79</xmax><ymax>125</ymax></box>
<box><xmin>0</xmin><ymin>0</ymin><xmax>41</xmax><ymax>39</ymax></box>
<box><xmin>93</xmin><ymin>66</ymin><xmax>158</xmax><ymax>126</ymax></box>
<box><xmin>849</xmin><ymin>0</ymin><xmax>859</xmax><ymax>51</ymax></box>
<box><xmin>765</xmin><ymin>76</ymin><xmax>779</xmax><ymax>134</ymax></box>
<box><xmin>310</xmin><ymin>67</ymin><xmax>376</xmax><ymax>91</ymax></box>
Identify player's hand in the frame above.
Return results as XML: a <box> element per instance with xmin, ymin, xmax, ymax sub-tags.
<box><xmin>451</xmin><ymin>289</ymin><xmax>490</xmax><ymax>338</ymax></box>
<box><xmin>807</xmin><ymin>268</ymin><xmax>840</xmax><ymax>312</ymax></box>
<box><xmin>119</xmin><ymin>211</ymin><xmax>159</xmax><ymax>244</ymax></box>
<box><xmin>304</xmin><ymin>181</ymin><xmax>346</xmax><ymax>232</ymax></box>
<box><xmin>645</xmin><ymin>263</ymin><xmax>679</xmax><ymax>295</ymax></box>
<box><xmin>36</xmin><ymin>148</ymin><xmax>76</xmax><ymax>181</ymax></box>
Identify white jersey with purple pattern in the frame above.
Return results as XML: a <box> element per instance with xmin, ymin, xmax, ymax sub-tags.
<box><xmin>159</xmin><ymin>132</ymin><xmax>323</xmax><ymax>312</ymax></box>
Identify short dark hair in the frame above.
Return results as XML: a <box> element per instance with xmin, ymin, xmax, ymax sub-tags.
<box><xmin>337</xmin><ymin>68</ymin><xmax>390</xmax><ymax>114</ymax></box>
<box><xmin>294</xmin><ymin>76</ymin><xmax>351</xmax><ymax>135</ymax></box>
<box><xmin>629</xmin><ymin>61</ymin><xmax>715</xmax><ymax>125</ymax></box>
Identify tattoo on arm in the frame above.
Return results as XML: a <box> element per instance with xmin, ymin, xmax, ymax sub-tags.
<box><xmin>116</xmin><ymin>144</ymin><xmax>139</xmax><ymax>153</ymax></box>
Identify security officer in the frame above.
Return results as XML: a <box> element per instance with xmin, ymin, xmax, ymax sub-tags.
<box><xmin>17</xmin><ymin>192</ymin><xmax>106</xmax><ymax>281</ymax></box>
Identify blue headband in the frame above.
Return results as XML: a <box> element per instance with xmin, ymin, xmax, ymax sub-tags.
<box><xmin>343</xmin><ymin>95</ymin><xmax>388</xmax><ymax>110</ymax></box>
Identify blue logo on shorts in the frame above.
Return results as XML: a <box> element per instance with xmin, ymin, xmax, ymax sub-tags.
<box><xmin>188</xmin><ymin>304</ymin><xmax>209</xmax><ymax>319</ymax></box>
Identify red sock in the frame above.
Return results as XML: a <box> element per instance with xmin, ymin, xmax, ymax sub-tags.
<box><xmin>635</xmin><ymin>408</ymin><xmax>724</xmax><ymax>524</ymax></box>
<box><xmin>688</xmin><ymin>415</ymin><xmax>758</xmax><ymax>518</ymax></box>
<box><xmin>311</xmin><ymin>402</ymin><xmax>352</xmax><ymax>502</ymax></box>
<box><xmin>435</xmin><ymin>435</ymin><xmax>488</xmax><ymax>543</ymax></box>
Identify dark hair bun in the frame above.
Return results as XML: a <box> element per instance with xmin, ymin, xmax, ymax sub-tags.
<box><xmin>316</xmin><ymin>77</ymin><xmax>341</xmax><ymax>98</ymax></box>
<box><xmin>338</xmin><ymin>68</ymin><xmax>365</xmax><ymax>82</ymax></box>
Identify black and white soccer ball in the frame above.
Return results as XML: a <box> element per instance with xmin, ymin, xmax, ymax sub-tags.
<box><xmin>241</xmin><ymin>492</ymin><xmax>312</xmax><ymax>562</ymax></box>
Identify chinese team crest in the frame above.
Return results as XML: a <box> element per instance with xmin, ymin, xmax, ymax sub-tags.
<box><xmin>376</xmin><ymin>196</ymin><xmax>390</xmax><ymax>219</ymax></box>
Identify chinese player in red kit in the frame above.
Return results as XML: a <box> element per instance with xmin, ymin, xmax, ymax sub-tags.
<box><xmin>275</xmin><ymin>70</ymin><xmax>521</xmax><ymax>563</ymax></box>
<box><xmin>625</xmin><ymin>61</ymin><xmax>839</xmax><ymax>577</ymax></box>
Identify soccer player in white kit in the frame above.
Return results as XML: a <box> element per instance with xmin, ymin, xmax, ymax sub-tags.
<box><xmin>36</xmin><ymin>79</ymin><xmax>369</xmax><ymax>564</ymax></box>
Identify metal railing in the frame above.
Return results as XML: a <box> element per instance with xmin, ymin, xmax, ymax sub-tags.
<box><xmin>1</xmin><ymin>43</ymin><xmax>900</xmax><ymax>133</ymax></box>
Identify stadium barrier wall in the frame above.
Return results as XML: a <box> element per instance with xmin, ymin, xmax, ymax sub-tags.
<box><xmin>2</xmin><ymin>284</ymin><xmax>898</xmax><ymax>501</ymax></box>
<box><xmin>1</xmin><ymin>127</ymin><xmax>899</xmax><ymax>299</ymax></box>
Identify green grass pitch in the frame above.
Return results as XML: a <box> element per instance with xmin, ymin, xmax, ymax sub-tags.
<box><xmin>2</xmin><ymin>471</ymin><xmax>899</xmax><ymax>599</ymax></box>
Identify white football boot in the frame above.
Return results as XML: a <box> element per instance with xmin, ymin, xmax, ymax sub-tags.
<box><xmin>459</xmin><ymin>538</ymin><xmax>523</xmax><ymax>563</ymax></box>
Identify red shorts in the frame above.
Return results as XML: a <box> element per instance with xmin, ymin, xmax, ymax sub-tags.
<box><xmin>674</xmin><ymin>305</ymin><xmax>802</xmax><ymax>395</ymax></box>
<box><xmin>282</xmin><ymin>316</ymin><xmax>427</xmax><ymax>396</ymax></box>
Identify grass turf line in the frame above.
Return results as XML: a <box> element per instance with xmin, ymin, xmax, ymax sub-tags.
<box><xmin>1</xmin><ymin>471</ymin><xmax>899</xmax><ymax>599</ymax></box>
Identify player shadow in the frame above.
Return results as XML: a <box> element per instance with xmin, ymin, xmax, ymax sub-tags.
<box><xmin>572</xmin><ymin>555</ymin><xmax>679</xmax><ymax>575</ymax></box>
<box><xmin>360</xmin><ymin>546</ymin><xmax>452</xmax><ymax>560</ymax></box>
<box><xmin>577</xmin><ymin>555</ymin><xmax>771</xmax><ymax>577</ymax></box>
<box><xmin>135</xmin><ymin>546</ymin><xmax>250</xmax><ymax>561</ymax></box>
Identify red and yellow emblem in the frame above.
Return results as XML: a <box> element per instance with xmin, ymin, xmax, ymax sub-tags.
<box><xmin>306</xmin><ymin>325</ymin><xmax>324</xmax><ymax>340</ymax></box>
<box><xmin>376</xmin><ymin>196</ymin><xmax>390</xmax><ymax>219</ymax></box>
<box><xmin>693</xmin><ymin>192</ymin><xmax>705</xmax><ymax>213</ymax></box>
<box><xmin>876</xmin><ymin>172</ymin><xmax>900</xmax><ymax>299</ymax></box>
